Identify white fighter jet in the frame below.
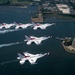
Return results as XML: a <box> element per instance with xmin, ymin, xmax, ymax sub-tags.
<box><xmin>14</xmin><ymin>22</ymin><xmax>32</xmax><ymax>29</ymax></box>
<box><xmin>31</xmin><ymin>22</ymin><xmax>55</xmax><ymax>30</ymax></box>
<box><xmin>0</xmin><ymin>22</ymin><xmax>15</xmax><ymax>29</ymax></box>
<box><xmin>24</xmin><ymin>35</ymin><xmax>52</xmax><ymax>45</ymax></box>
<box><xmin>17</xmin><ymin>52</ymin><xmax>50</xmax><ymax>65</ymax></box>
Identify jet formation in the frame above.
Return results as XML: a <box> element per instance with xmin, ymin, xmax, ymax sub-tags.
<box><xmin>24</xmin><ymin>35</ymin><xmax>52</xmax><ymax>45</ymax></box>
<box><xmin>17</xmin><ymin>52</ymin><xmax>50</xmax><ymax>65</ymax></box>
<box><xmin>0</xmin><ymin>22</ymin><xmax>54</xmax><ymax>65</ymax></box>
<box><xmin>0</xmin><ymin>22</ymin><xmax>55</xmax><ymax>30</ymax></box>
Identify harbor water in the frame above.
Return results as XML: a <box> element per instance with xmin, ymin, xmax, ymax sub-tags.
<box><xmin>0</xmin><ymin>5</ymin><xmax>75</xmax><ymax>75</ymax></box>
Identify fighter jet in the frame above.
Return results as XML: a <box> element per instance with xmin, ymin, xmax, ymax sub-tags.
<box><xmin>14</xmin><ymin>22</ymin><xmax>32</xmax><ymax>29</ymax></box>
<box><xmin>24</xmin><ymin>35</ymin><xmax>52</xmax><ymax>45</ymax></box>
<box><xmin>17</xmin><ymin>52</ymin><xmax>50</xmax><ymax>65</ymax></box>
<box><xmin>0</xmin><ymin>22</ymin><xmax>15</xmax><ymax>29</ymax></box>
<box><xmin>31</xmin><ymin>22</ymin><xmax>55</xmax><ymax>30</ymax></box>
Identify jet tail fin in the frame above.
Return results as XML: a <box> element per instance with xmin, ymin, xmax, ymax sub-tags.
<box><xmin>32</xmin><ymin>22</ymin><xmax>36</xmax><ymax>26</ymax></box>
<box><xmin>0</xmin><ymin>22</ymin><xmax>3</xmax><ymax>25</ymax></box>
<box><xmin>25</xmin><ymin>35</ymin><xmax>30</xmax><ymax>41</ymax></box>
<box><xmin>17</xmin><ymin>53</ymin><xmax>24</xmax><ymax>59</ymax></box>
<box><xmin>0</xmin><ymin>23</ymin><xmax>2</xmax><ymax>25</ymax></box>
<box><xmin>14</xmin><ymin>21</ymin><xmax>19</xmax><ymax>26</ymax></box>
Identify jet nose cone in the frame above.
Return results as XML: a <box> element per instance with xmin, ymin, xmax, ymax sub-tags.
<box><xmin>47</xmin><ymin>53</ymin><xmax>50</xmax><ymax>55</ymax></box>
<box><xmin>53</xmin><ymin>23</ymin><xmax>56</xmax><ymax>25</ymax></box>
<box><xmin>50</xmin><ymin>36</ymin><xmax>53</xmax><ymax>38</ymax></box>
<box><xmin>47</xmin><ymin>52</ymin><xmax>51</xmax><ymax>55</ymax></box>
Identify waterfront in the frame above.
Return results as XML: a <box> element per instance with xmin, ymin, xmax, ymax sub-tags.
<box><xmin>0</xmin><ymin>6</ymin><xmax>75</xmax><ymax>75</ymax></box>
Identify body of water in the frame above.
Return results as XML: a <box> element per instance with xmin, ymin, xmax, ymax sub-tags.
<box><xmin>0</xmin><ymin>5</ymin><xmax>75</xmax><ymax>75</ymax></box>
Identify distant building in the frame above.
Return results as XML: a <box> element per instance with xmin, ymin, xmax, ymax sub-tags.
<box><xmin>70</xmin><ymin>0</ymin><xmax>75</xmax><ymax>3</ymax></box>
<box><xmin>56</xmin><ymin>4</ymin><xmax>71</xmax><ymax>14</ymax></box>
<box><xmin>54</xmin><ymin>0</ymin><xmax>70</xmax><ymax>3</ymax></box>
<box><xmin>33</xmin><ymin>0</ymin><xmax>41</xmax><ymax>1</ymax></box>
<box><xmin>42</xmin><ymin>1</ymin><xmax>50</xmax><ymax>7</ymax></box>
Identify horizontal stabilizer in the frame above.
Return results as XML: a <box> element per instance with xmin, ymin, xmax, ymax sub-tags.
<box><xmin>25</xmin><ymin>35</ymin><xmax>30</xmax><ymax>41</ymax></box>
<box><xmin>18</xmin><ymin>53</ymin><xmax>24</xmax><ymax>59</ymax></box>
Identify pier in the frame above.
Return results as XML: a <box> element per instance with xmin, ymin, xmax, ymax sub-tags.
<box><xmin>31</xmin><ymin>4</ymin><xmax>43</xmax><ymax>22</ymax></box>
<box><xmin>31</xmin><ymin>12</ymin><xmax>43</xmax><ymax>22</ymax></box>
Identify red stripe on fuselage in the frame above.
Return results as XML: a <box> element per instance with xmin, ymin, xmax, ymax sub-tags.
<box><xmin>30</xmin><ymin>38</ymin><xmax>35</xmax><ymax>40</ymax></box>
<box><xmin>29</xmin><ymin>36</ymin><xmax>35</xmax><ymax>40</ymax></box>
<box><xmin>36</xmin><ymin>23</ymin><xmax>40</xmax><ymax>26</ymax></box>
<box><xmin>25</xmin><ymin>56</ymin><xmax>30</xmax><ymax>58</ymax></box>
<box><xmin>19</xmin><ymin>24</ymin><xmax>22</xmax><ymax>26</ymax></box>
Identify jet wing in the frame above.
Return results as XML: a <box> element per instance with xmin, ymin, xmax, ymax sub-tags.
<box><xmin>34</xmin><ymin>40</ymin><xmax>42</xmax><ymax>45</ymax></box>
<box><xmin>33</xmin><ymin>27</ymin><xmax>38</xmax><ymax>30</ymax></box>
<box><xmin>27</xmin><ymin>41</ymin><xmax>32</xmax><ymax>45</ymax></box>
<box><xmin>20</xmin><ymin>59</ymin><xmax>26</xmax><ymax>65</ymax></box>
<box><xmin>28</xmin><ymin>58</ymin><xmax>37</xmax><ymax>64</ymax></box>
<box><xmin>40</xmin><ymin>26</ymin><xmax>46</xmax><ymax>29</ymax></box>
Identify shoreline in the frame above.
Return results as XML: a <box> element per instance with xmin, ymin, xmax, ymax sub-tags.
<box><xmin>62</xmin><ymin>41</ymin><xmax>75</xmax><ymax>53</ymax></box>
<box><xmin>0</xmin><ymin>1</ymin><xmax>32</xmax><ymax>6</ymax></box>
